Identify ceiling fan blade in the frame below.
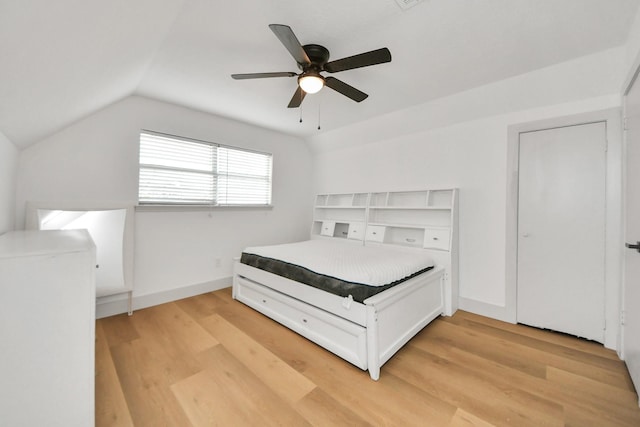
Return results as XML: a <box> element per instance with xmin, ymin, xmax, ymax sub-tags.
<box><xmin>269</xmin><ymin>24</ymin><xmax>311</xmax><ymax>66</ymax></box>
<box><xmin>231</xmin><ymin>72</ymin><xmax>297</xmax><ymax>80</ymax></box>
<box><xmin>287</xmin><ymin>86</ymin><xmax>306</xmax><ymax>108</ymax></box>
<box><xmin>324</xmin><ymin>48</ymin><xmax>391</xmax><ymax>73</ymax></box>
<box><xmin>324</xmin><ymin>77</ymin><xmax>368</xmax><ymax>102</ymax></box>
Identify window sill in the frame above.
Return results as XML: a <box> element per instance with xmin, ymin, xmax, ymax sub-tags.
<box><xmin>135</xmin><ymin>204</ymin><xmax>274</xmax><ymax>213</ymax></box>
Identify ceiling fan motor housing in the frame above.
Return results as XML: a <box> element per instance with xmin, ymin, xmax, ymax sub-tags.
<box><xmin>300</xmin><ymin>44</ymin><xmax>330</xmax><ymax>69</ymax></box>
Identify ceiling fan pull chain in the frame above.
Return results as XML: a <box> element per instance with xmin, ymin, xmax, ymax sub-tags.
<box><xmin>317</xmin><ymin>96</ymin><xmax>321</xmax><ymax>130</ymax></box>
<box><xmin>299</xmin><ymin>103</ymin><xmax>303</xmax><ymax>123</ymax></box>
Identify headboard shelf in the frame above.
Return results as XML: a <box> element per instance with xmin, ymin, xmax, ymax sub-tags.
<box><xmin>369</xmin><ymin>206</ymin><xmax>451</xmax><ymax>210</ymax></box>
<box><xmin>315</xmin><ymin>205</ymin><xmax>367</xmax><ymax>209</ymax></box>
<box><xmin>316</xmin><ymin>193</ymin><xmax>369</xmax><ymax>207</ymax></box>
<box><xmin>369</xmin><ymin>189</ymin><xmax>455</xmax><ymax>208</ymax></box>
<box><xmin>311</xmin><ymin>189</ymin><xmax>458</xmax><ymax>251</ymax></box>
<box><xmin>367</xmin><ymin>222</ymin><xmax>449</xmax><ymax>229</ymax></box>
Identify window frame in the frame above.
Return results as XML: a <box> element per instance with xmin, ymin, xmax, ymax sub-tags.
<box><xmin>137</xmin><ymin>130</ymin><xmax>273</xmax><ymax>208</ymax></box>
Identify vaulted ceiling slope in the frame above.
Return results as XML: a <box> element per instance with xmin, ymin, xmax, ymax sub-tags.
<box><xmin>1</xmin><ymin>0</ymin><xmax>638</xmax><ymax>149</ymax></box>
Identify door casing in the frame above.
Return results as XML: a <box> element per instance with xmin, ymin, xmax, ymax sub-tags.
<box><xmin>622</xmin><ymin>64</ymin><xmax>640</xmax><ymax>398</ymax></box>
<box><xmin>505</xmin><ymin>108</ymin><xmax>623</xmax><ymax>351</ymax></box>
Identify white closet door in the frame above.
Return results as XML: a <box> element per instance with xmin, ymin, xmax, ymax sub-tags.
<box><xmin>517</xmin><ymin>122</ymin><xmax>606</xmax><ymax>342</ymax></box>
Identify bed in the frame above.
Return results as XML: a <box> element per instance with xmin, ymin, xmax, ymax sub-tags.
<box><xmin>232</xmin><ymin>189</ymin><xmax>458</xmax><ymax>380</ymax></box>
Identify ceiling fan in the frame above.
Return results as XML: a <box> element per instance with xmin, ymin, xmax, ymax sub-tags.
<box><xmin>231</xmin><ymin>24</ymin><xmax>392</xmax><ymax>108</ymax></box>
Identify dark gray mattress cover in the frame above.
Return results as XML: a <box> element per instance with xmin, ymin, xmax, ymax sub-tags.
<box><xmin>240</xmin><ymin>252</ymin><xmax>434</xmax><ymax>303</ymax></box>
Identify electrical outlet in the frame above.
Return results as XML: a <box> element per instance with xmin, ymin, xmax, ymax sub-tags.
<box><xmin>215</xmin><ymin>258</ymin><xmax>221</xmax><ymax>268</ymax></box>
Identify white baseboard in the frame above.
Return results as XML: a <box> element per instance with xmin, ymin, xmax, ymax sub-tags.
<box><xmin>458</xmin><ymin>297</ymin><xmax>515</xmax><ymax>323</ymax></box>
<box><xmin>96</xmin><ymin>277</ymin><xmax>231</xmax><ymax>319</ymax></box>
<box><xmin>458</xmin><ymin>297</ymin><xmax>620</xmax><ymax>351</ymax></box>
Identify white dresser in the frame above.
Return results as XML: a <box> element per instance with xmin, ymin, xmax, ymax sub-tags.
<box><xmin>0</xmin><ymin>230</ymin><xmax>96</xmax><ymax>427</ymax></box>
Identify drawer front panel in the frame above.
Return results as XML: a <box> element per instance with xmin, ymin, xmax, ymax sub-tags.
<box><xmin>423</xmin><ymin>228</ymin><xmax>450</xmax><ymax>250</ymax></box>
<box><xmin>365</xmin><ymin>225</ymin><xmax>386</xmax><ymax>243</ymax></box>
<box><xmin>320</xmin><ymin>221</ymin><xmax>336</xmax><ymax>236</ymax></box>
<box><xmin>235</xmin><ymin>277</ymin><xmax>368</xmax><ymax>369</ymax></box>
<box><xmin>347</xmin><ymin>222</ymin><xmax>365</xmax><ymax>240</ymax></box>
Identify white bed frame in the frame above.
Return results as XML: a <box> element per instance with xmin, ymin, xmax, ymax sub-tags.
<box><xmin>232</xmin><ymin>189</ymin><xmax>458</xmax><ymax>380</ymax></box>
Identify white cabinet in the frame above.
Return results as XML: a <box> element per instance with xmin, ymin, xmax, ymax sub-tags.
<box><xmin>0</xmin><ymin>230</ymin><xmax>96</xmax><ymax>427</ymax></box>
<box><xmin>25</xmin><ymin>201</ymin><xmax>135</xmax><ymax>317</ymax></box>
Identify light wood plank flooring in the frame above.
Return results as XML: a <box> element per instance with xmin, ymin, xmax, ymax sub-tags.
<box><xmin>96</xmin><ymin>288</ymin><xmax>640</xmax><ymax>426</ymax></box>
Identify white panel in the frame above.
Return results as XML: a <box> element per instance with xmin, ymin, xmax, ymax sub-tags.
<box><xmin>0</xmin><ymin>230</ymin><xmax>95</xmax><ymax>427</ymax></box>
<box><xmin>27</xmin><ymin>203</ymin><xmax>134</xmax><ymax>300</ymax></box>
<box><xmin>623</xmin><ymin>71</ymin><xmax>640</xmax><ymax>394</ymax></box>
<box><xmin>517</xmin><ymin>122</ymin><xmax>606</xmax><ymax>341</ymax></box>
<box><xmin>0</xmin><ymin>132</ymin><xmax>18</xmax><ymax>233</ymax></box>
<box><xmin>39</xmin><ymin>209</ymin><xmax>126</xmax><ymax>295</ymax></box>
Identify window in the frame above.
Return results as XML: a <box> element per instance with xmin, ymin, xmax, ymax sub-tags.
<box><xmin>138</xmin><ymin>131</ymin><xmax>272</xmax><ymax>206</ymax></box>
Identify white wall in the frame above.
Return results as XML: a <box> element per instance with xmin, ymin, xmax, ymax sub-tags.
<box><xmin>0</xmin><ymin>131</ymin><xmax>18</xmax><ymax>234</ymax></box>
<box><xmin>16</xmin><ymin>96</ymin><xmax>313</xmax><ymax>311</ymax></box>
<box><xmin>625</xmin><ymin>5</ymin><xmax>640</xmax><ymax>77</ymax></box>
<box><xmin>310</xmin><ymin>47</ymin><xmax>626</xmax><ymax>328</ymax></box>
<box><xmin>308</xmin><ymin>47</ymin><xmax>625</xmax><ymax>153</ymax></box>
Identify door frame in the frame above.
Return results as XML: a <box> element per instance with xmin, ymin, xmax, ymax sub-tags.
<box><xmin>505</xmin><ymin>108</ymin><xmax>623</xmax><ymax>352</ymax></box>
<box><xmin>621</xmin><ymin>61</ymin><xmax>640</xmax><ymax>363</ymax></box>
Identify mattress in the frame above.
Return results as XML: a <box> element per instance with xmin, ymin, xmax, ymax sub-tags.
<box><xmin>240</xmin><ymin>240</ymin><xmax>434</xmax><ymax>303</ymax></box>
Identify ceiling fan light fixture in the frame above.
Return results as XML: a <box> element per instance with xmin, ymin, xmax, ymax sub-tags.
<box><xmin>298</xmin><ymin>73</ymin><xmax>324</xmax><ymax>94</ymax></box>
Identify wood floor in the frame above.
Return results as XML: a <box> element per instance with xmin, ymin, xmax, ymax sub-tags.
<box><xmin>96</xmin><ymin>288</ymin><xmax>640</xmax><ymax>426</ymax></box>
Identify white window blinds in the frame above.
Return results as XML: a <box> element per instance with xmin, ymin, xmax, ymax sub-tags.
<box><xmin>139</xmin><ymin>131</ymin><xmax>272</xmax><ymax>206</ymax></box>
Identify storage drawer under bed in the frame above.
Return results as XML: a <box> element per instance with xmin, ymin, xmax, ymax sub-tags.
<box><xmin>234</xmin><ymin>276</ymin><xmax>368</xmax><ymax>369</ymax></box>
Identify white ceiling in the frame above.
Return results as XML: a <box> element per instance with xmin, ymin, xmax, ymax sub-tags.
<box><xmin>1</xmin><ymin>0</ymin><xmax>638</xmax><ymax>148</ymax></box>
